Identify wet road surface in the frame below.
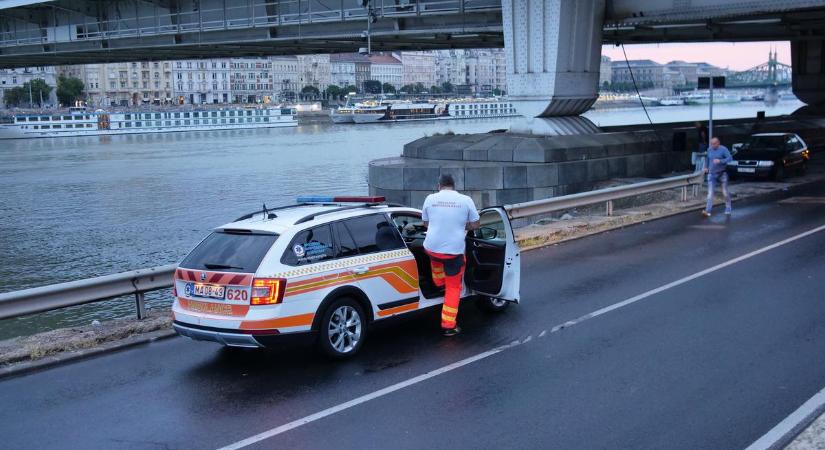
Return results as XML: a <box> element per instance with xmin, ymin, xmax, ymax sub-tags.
<box><xmin>1</xmin><ymin>180</ymin><xmax>824</xmax><ymax>450</ymax></box>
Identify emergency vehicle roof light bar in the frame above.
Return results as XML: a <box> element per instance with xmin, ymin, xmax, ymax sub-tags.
<box><xmin>296</xmin><ymin>196</ymin><xmax>386</xmax><ymax>204</ymax></box>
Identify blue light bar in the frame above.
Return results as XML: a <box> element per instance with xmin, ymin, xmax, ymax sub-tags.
<box><xmin>297</xmin><ymin>196</ymin><xmax>335</xmax><ymax>203</ymax></box>
<box><xmin>297</xmin><ymin>196</ymin><xmax>386</xmax><ymax>204</ymax></box>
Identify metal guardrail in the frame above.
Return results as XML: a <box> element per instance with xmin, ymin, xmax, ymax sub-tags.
<box><xmin>506</xmin><ymin>170</ymin><xmax>705</xmax><ymax>219</ymax></box>
<box><xmin>0</xmin><ymin>170</ymin><xmax>705</xmax><ymax>322</ymax></box>
<box><xmin>0</xmin><ymin>264</ymin><xmax>176</xmax><ymax>321</ymax></box>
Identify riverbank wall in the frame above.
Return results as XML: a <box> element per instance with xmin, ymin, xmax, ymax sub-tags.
<box><xmin>368</xmin><ymin>114</ymin><xmax>825</xmax><ymax>209</ymax></box>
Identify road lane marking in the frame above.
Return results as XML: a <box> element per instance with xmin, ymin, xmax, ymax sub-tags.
<box><xmin>745</xmin><ymin>386</ymin><xmax>825</xmax><ymax>450</ymax></box>
<box><xmin>217</xmin><ymin>341</ymin><xmax>523</xmax><ymax>450</ymax></box>
<box><xmin>218</xmin><ymin>223</ymin><xmax>825</xmax><ymax>450</ymax></box>
<box><xmin>546</xmin><ymin>223</ymin><xmax>825</xmax><ymax>334</ymax></box>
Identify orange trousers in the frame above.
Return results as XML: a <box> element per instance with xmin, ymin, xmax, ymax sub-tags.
<box><xmin>426</xmin><ymin>250</ymin><xmax>466</xmax><ymax>330</ymax></box>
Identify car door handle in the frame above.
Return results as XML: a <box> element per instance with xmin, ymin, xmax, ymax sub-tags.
<box><xmin>351</xmin><ymin>266</ymin><xmax>370</xmax><ymax>275</ymax></box>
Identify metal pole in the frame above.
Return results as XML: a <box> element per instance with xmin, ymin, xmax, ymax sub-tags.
<box><xmin>708</xmin><ymin>77</ymin><xmax>714</xmax><ymax>147</ymax></box>
<box><xmin>681</xmin><ymin>186</ymin><xmax>688</xmax><ymax>202</ymax></box>
<box><xmin>135</xmin><ymin>292</ymin><xmax>146</xmax><ymax>319</ymax></box>
<box><xmin>606</xmin><ymin>200</ymin><xmax>613</xmax><ymax>216</ymax></box>
<box><xmin>28</xmin><ymin>80</ymin><xmax>33</xmax><ymax>107</ymax></box>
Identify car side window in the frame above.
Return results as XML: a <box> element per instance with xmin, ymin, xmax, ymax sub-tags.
<box><xmin>282</xmin><ymin>224</ymin><xmax>335</xmax><ymax>266</ymax></box>
<box><xmin>333</xmin><ymin>222</ymin><xmax>359</xmax><ymax>258</ymax></box>
<box><xmin>343</xmin><ymin>214</ymin><xmax>405</xmax><ymax>254</ymax></box>
<box><xmin>391</xmin><ymin>213</ymin><xmax>426</xmax><ymax>240</ymax></box>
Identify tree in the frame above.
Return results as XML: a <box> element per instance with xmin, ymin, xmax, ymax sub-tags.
<box><xmin>363</xmin><ymin>80</ymin><xmax>382</xmax><ymax>94</ymax></box>
<box><xmin>601</xmin><ymin>81</ymin><xmax>610</xmax><ymax>91</ymax></box>
<box><xmin>301</xmin><ymin>85</ymin><xmax>320</xmax><ymax>99</ymax></box>
<box><xmin>326</xmin><ymin>84</ymin><xmax>343</xmax><ymax>100</ymax></box>
<box><xmin>440</xmin><ymin>81</ymin><xmax>454</xmax><ymax>93</ymax></box>
<box><xmin>492</xmin><ymin>88</ymin><xmax>504</xmax><ymax>96</ymax></box>
<box><xmin>429</xmin><ymin>85</ymin><xmax>442</xmax><ymax>94</ymax></box>
<box><xmin>342</xmin><ymin>85</ymin><xmax>359</xmax><ymax>95</ymax></box>
<box><xmin>381</xmin><ymin>83</ymin><xmax>396</xmax><ymax>94</ymax></box>
<box><xmin>400</xmin><ymin>84</ymin><xmax>415</xmax><ymax>94</ymax></box>
<box><xmin>3</xmin><ymin>86</ymin><xmax>25</xmax><ymax>107</ymax></box>
<box><xmin>56</xmin><ymin>75</ymin><xmax>85</xmax><ymax>106</ymax></box>
<box><xmin>414</xmin><ymin>82</ymin><xmax>426</xmax><ymax>94</ymax></box>
<box><xmin>27</xmin><ymin>78</ymin><xmax>53</xmax><ymax>106</ymax></box>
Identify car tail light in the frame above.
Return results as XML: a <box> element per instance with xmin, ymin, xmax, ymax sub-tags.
<box><xmin>172</xmin><ymin>284</ymin><xmax>178</xmax><ymax>297</ymax></box>
<box><xmin>251</xmin><ymin>278</ymin><xmax>286</xmax><ymax>305</ymax></box>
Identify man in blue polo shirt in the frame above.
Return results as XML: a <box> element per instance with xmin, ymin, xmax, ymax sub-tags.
<box><xmin>702</xmin><ymin>137</ymin><xmax>733</xmax><ymax>217</ymax></box>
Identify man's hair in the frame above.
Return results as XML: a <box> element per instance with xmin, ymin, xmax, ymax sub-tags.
<box><xmin>438</xmin><ymin>173</ymin><xmax>455</xmax><ymax>188</ymax></box>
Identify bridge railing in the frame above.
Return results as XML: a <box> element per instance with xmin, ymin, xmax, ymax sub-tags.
<box><xmin>0</xmin><ymin>0</ymin><xmax>503</xmax><ymax>48</ymax></box>
<box><xmin>0</xmin><ymin>170</ymin><xmax>704</xmax><ymax>323</ymax></box>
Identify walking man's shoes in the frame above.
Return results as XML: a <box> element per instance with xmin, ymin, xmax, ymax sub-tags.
<box><xmin>701</xmin><ymin>210</ymin><xmax>711</xmax><ymax>218</ymax></box>
<box><xmin>443</xmin><ymin>326</ymin><xmax>461</xmax><ymax>337</ymax></box>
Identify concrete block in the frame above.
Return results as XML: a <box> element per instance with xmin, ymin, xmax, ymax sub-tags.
<box><xmin>463</xmin><ymin>148</ymin><xmax>489</xmax><ymax>161</ymax></box>
<box><xmin>409</xmin><ymin>190</ymin><xmax>431</xmax><ymax>209</ymax></box>
<box><xmin>371</xmin><ymin>187</ymin><xmax>410</xmax><ymax>207</ymax></box>
<box><xmin>607</xmin><ymin>157</ymin><xmax>628</xmax><ymax>177</ymax></box>
<box><xmin>526</xmin><ymin>164</ymin><xmax>559</xmax><ymax>187</ymax></box>
<box><xmin>644</xmin><ymin>153</ymin><xmax>667</xmax><ymax>175</ymax></box>
<box><xmin>488</xmin><ymin>135</ymin><xmax>516</xmax><ymax>162</ymax></box>
<box><xmin>530</xmin><ymin>187</ymin><xmax>556</xmax><ymax>201</ymax></box>
<box><xmin>464</xmin><ymin>166</ymin><xmax>504</xmax><ymax>190</ymax></box>
<box><xmin>626</xmin><ymin>155</ymin><xmax>646</xmax><ymax>177</ymax></box>
<box><xmin>368</xmin><ymin>163</ymin><xmax>405</xmax><ymax>190</ymax></box>
<box><xmin>557</xmin><ymin>161</ymin><xmax>589</xmax><ymax>185</ymax></box>
<box><xmin>503</xmin><ymin>165</ymin><xmax>527</xmax><ymax>188</ymax></box>
<box><xmin>421</xmin><ymin>145</ymin><xmax>463</xmax><ymax>161</ymax></box>
<box><xmin>513</xmin><ymin>138</ymin><xmax>545</xmax><ymax>163</ymax></box>
<box><xmin>588</xmin><ymin>159</ymin><xmax>609</xmax><ymax>181</ymax></box>
<box><xmin>403</xmin><ymin>167</ymin><xmax>441</xmax><ymax>190</ymax></box>
<box><xmin>497</xmin><ymin>188</ymin><xmax>529</xmax><ymax>205</ymax></box>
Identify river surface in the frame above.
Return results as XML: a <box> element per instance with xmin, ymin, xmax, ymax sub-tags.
<box><xmin>0</xmin><ymin>100</ymin><xmax>804</xmax><ymax>339</ymax></box>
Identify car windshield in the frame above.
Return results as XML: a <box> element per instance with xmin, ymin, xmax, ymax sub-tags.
<box><xmin>180</xmin><ymin>231</ymin><xmax>278</xmax><ymax>273</ymax></box>
<box><xmin>745</xmin><ymin>136</ymin><xmax>785</xmax><ymax>151</ymax></box>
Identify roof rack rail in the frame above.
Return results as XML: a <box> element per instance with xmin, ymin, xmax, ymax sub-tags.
<box><xmin>293</xmin><ymin>203</ymin><xmax>390</xmax><ymax>225</ymax></box>
<box><xmin>233</xmin><ymin>203</ymin><xmax>304</xmax><ymax>222</ymax></box>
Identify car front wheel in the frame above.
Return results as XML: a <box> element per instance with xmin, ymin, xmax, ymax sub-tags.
<box><xmin>476</xmin><ymin>295</ymin><xmax>510</xmax><ymax>313</ymax></box>
<box><xmin>318</xmin><ymin>297</ymin><xmax>366</xmax><ymax>359</ymax></box>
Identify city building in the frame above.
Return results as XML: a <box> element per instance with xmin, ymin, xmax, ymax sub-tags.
<box><xmin>297</xmin><ymin>54</ymin><xmax>331</xmax><ymax>95</ymax></box>
<box><xmin>172</xmin><ymin>59</ymin><xmax>230</xmax><ymax>105</ymax></box>
<box><xmin>611</xmin><ymin>59</ymin><xmax>666</xmax><ymax>89</ymax></box>
<box><xmin>270</xmin><ymin>55</ymin><xmax>300</xmax><ymax>101</ymax></box>
<box><xmin>330</xmin><ymin>53</ymin><xmax>370</xmax><ymax>92</ymax></box>
<box><xmin>367</xmin><ymin>53</ymin><xmax>403</xmax><ymax>89</ymax></box>
<box><xmin>397</xmin><ymin>51</ymin><xmax>436</xmax><ymax>89</ymax></box>
<box><xmin>664</xmin><ymin>61</ymin><xmax>699</xmax><ymax>87</ymax></box>
<box><xmin>599</xmin><ymin>56</ymin><xmax>612</xmax><ymax>89</ymax></box>
<box><xmin>230</xmin><ymin>57</ymin><xmax>273</xmax><ymax>103</ymax></box>
<box><xmin>1</xmin><ymin>66</ymin><xmax>58</xmax><ymax>107</ymax></box>
<box><xmin>58</xmin><ymin>61</ymin><xmax>172</xmax><ymax>106</ymax></box>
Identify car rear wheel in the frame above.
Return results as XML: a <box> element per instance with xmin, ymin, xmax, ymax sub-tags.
<box><xmin>318</xmin><ymin>297</ymin><xmax>366</xmax><ymax>359</ymax></box>
<box><xmin>476</xmin><ymin>295</ymin><xmax>510</xmax><ymax>313</ymax></box>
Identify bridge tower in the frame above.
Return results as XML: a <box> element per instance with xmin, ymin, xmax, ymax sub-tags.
<box><xmin>502</xmin><ymin>0</ymin><xmax>606</xmax><ymax>117</ymax></box>
<box><xmin>792</xmin><ymin>40</ymin><xmax>825</xmax><ymax>108</ymax></box>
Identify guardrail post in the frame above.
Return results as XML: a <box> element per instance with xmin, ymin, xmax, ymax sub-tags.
<box><xmin>681</xmin><ymin>186</ymin><xmax>688</xmax><ymax>202</ymax></box>
<box><xmin>135</xmin><ymin>292</ymin><xmax>146</xmax><ymax>320</ymax></box>
<box><xmin>606</xmin><ymin>200</ymin><xmax>613</xmax><ymax>216</ymax></box>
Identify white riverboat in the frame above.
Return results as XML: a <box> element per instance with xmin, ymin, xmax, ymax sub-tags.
<box><xmin>346</xmin><ymin>99</ymin><xmax>518</xmax><ymax>124</ymax></box>
<box><xmin>682</xmin><ymin>93</ymin><xmax>741</xmax><ymax>105</ymax></box>
<box><xmin>0</xmin><ymin>106</ymin><xmax>297</xmax><ymax>139</ymax></box>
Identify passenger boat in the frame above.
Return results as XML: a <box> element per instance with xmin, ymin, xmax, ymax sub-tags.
<box><xmin>0</xmin><ymin>106</ymin><xmax>297</xmax><ymax>139</ymax></box>
<box><xmin>348</xmin><ymin>99</ymin><xmax>518</xmax><ymax>124</ymax></box>
<box><xmin>658</xmin><ymin>97</ymin><xmax>684</xmax><ymax>106</ymax></box>
<box><xmin>682</xmin><ymin>93</ymin><xmax>741</xmax><ymax>105</ymax></box>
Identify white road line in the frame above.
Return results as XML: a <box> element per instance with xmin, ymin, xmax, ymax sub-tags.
<box><xmin>218</xmin><ymin>223</ymin><xmax>825</xmax><ymax>450</ymax></box>
<box><xmin>216</xmin><ymin>342</ymin><xmax>522</xmax><ymax>450</ymax></box>
<box><xmin>745</xmin><ymin>386</ymin><xmax>825</xmax><ymax>450</ymax></box>
<box><xmin>547</xmin><ymin>223</ymin><xmax>825</xmax><ymax>334</ymax></box>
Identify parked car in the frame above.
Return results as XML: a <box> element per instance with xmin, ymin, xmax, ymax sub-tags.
<box><xmin>727</xmin><ymin>133</ymin><xmax>810</xmax><ymax>180</ymax></box>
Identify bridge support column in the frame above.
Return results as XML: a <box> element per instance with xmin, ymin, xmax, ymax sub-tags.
<box><xmin>502</xmin><ymin>0</ymin><xmax>605</xmax><ymax>117</ymax></box>
<box><xmin>792</xmin><ymin>39</ymin><xmax>825</xmax><ymax>107</ymax></box>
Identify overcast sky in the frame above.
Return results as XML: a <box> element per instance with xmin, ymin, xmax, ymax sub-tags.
<box><xmin>600</xmin><ymin>41</ymin><xmax>790</xmax><ymax>71</ymax></box>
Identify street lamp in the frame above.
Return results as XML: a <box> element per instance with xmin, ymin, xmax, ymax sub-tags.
<box><xmin>359</xmin><ymin>0</ymin><xmax>376</xmax><ymax>55</ymax></box>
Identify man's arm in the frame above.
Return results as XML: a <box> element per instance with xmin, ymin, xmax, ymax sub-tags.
<box><xmin>466</xmin><ymin>220</ymin><xmax>480</xmax><ymax>231</ymax></box>
<box><xmin>720</xmin><ymin>147</ymin><xmax>733</xmax><ymax>164</ymax></box>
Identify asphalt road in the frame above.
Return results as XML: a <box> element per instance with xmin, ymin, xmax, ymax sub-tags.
<box><xmin>1</xmin><ymin>180</ymin><xmax>824</xmax><ymax>450</ymax></box>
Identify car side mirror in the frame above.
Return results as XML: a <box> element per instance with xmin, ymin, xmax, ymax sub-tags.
<box><xmin>476</xmin><ymin>226</ymin><xmax>498</xmax><ymax>240</ymax></box>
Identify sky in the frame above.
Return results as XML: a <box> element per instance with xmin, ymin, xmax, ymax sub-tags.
<box><xmin>600</xmin><ymin>41</ymin><xmax>790</xmax><ymax>71</ymax></box>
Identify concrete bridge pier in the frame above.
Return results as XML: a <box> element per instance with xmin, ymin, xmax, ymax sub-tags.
<box><xmin>792</xmin><ymin>39</ymin><xmax>825</xmax><ymax>111</ymax></box>
<box><xmin>502</xmin><ymin>0</ymin><xmax>605</xmax><ymax>118</ymax></box>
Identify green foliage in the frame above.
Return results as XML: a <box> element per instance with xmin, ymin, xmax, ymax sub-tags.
<box><xmin>301</xmin><ymin>85</ymin><xmax>320</xmax><ymax>97</ymax></box>
<box><xmin>492</xmin><ymin>88</ymin><xmax>504</xmax><ymax>96</ymax></box>
<box><xmin>381</xmin><ymin>83</ymin><xmax>396</xmax><ymax>94</ymax></box>
<box><xmin>363</xmin><ymin>80</ymin><xmax>382</xmax><ymax>94</ymax></box>
<box><xmin>326</xmin><ymin>84</ymin><xmax>343</xmax><ymax>99</ymax></box>
<box><xmin>429</xmin><ymin>85</ymin><xmax>442</xmax><ymax>94</ymax></box>
<box><xmin>440</xmin><ymin>81</ymin><xmax>454</xmax><ymax>93</ymax></box>
<box><xmin>56</xmin><ymin>75</ymin><xmax>85</xmax><ymax>106</ymax></box>
<box><xmin>2</xmin><ymin>78</ymin><xmax>52</xmax><ymax>107</ymax></box>
<box><xmin>342</xmin><ymin>85</ymin><xmax>359</xmax><ymax>95</ymax></box>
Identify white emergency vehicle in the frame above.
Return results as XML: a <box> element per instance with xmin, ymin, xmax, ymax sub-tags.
<box><xmin>172</xmin><ymin>196</ymin><xmax>520</xmax><ymax>358</ymax></box>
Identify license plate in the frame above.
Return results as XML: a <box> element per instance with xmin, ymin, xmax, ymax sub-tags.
<box><xmin>738</xmin><ymin>167</ymin><xmax>756</xmax><ymax>173</ymax></box>
<box><xmin>185</xmin><ymin>282</ymin><xmax>225</xmax><ymax>300</ymax></box>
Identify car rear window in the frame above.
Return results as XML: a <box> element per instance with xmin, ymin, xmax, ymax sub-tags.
<box><xmin>180</xmin><ymin>231</ymin><xmax>278</xmax><ymax>273</ymax></box>
<box><xmin>747</xmin><ymin>136</ymin><xmax>785</xmax><ymax>150</ymax></box>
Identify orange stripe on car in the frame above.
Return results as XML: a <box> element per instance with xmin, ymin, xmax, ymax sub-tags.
<box><xmin>239</xmin><ymin>313</ymin><xmax>315</xmax><ymax>330</ymax></box>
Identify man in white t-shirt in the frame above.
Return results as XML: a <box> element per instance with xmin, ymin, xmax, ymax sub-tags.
<box><xmin>422</xmin><ymin>174</ymin><xmax>480</xmax><ymax>336</ymax></box>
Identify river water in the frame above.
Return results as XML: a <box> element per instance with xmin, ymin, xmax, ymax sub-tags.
<box><xmin>0</xmin><ymin>100</ymin><xmax>804</xmax><ymax>339</ymax></box>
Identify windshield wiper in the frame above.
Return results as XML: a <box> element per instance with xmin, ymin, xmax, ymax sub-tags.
<box><xmin>203</xmin><ymin>263</ymin><xmax>245</xmax><ymax>270</ymax></box>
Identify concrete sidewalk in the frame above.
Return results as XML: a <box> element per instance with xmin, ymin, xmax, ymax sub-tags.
<box><xmin>787</xmin><ymin>412</ymin><xmax>825</xmax><ymax>450</ymax></box>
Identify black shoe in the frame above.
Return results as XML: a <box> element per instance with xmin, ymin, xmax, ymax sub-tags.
<box><xmin>443</xmin><ymin>326</ymin><xmax>461</xmax><ymax>337</ymax></box>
